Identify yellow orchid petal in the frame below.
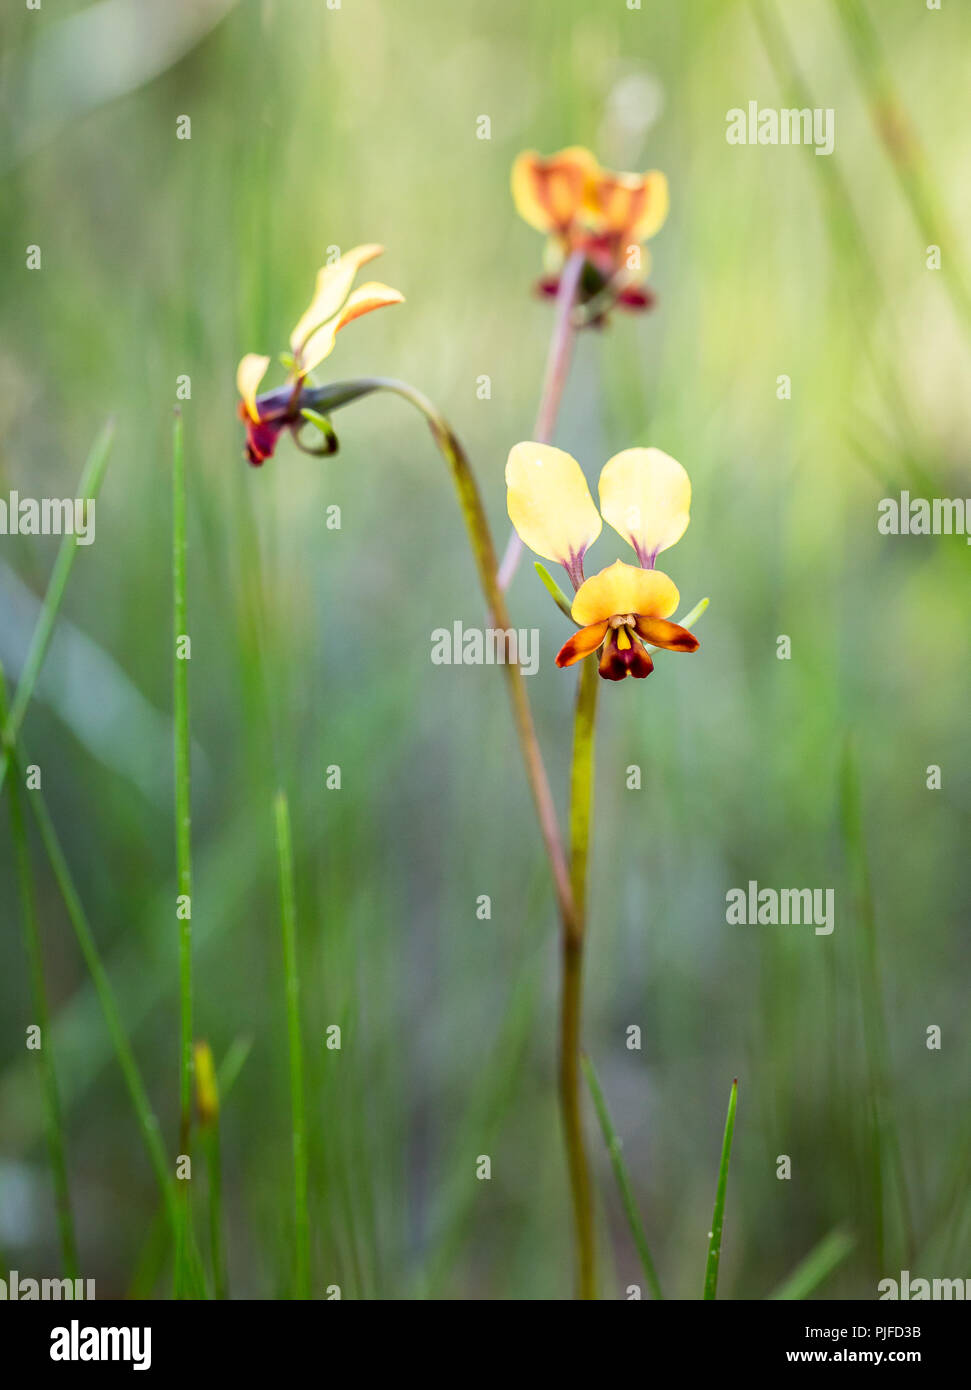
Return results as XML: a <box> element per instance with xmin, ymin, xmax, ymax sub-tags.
<box><xmin>598</xmin><ymin>447</ymin><xmax>691</xmax><ymax>564</ymax></box>
<box><xmin>505</xmin><ymin>442</ymin><xmax>602</xmax><ymax>572</ymax></box>
<box><xmin>571</xmin><ymin>560</ymin><xmax>679</xmax><ymax>626</ymax></box>
<box><xmin>289</xmin><ymin>244</ymin><xmax>385</xmax><ymax>354</ymax></box>
<box><xmin>629</xmin><ymin>171</ymin><xmax>669</xmax><ymax>241</ymax></box>
<box><xmin>586</xmin><ymin>169</ymin><xmax>669</xmax><ymax>242</ymax></box>
<box><xmin>511</xmin><ymin>146</ymin><xmax>600</xmax><ymax>234</ymax></box>
<box><xmin>236</xmin><ymin>352</ymin><xmax>271</xmax><ymax>422</ymax></box>
<box><xmin>299</xmin><ymin>281</ymin><xmax>404</xmax><ymax>375</ymax></box>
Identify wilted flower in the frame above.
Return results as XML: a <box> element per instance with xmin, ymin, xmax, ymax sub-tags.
<box><xmin>236</xmin><ymin>244</ymin><xmax>403</xmax><ymax>465</ymax></box>
<box><xmin>511</xmin><ymin>146</ymin><xmax>668</xmax><ymax>318</ymax></box>
<box><xmin>505</xmin><ymin>442</ymin><xmax>699</xmax><ymax>680</ymax></box>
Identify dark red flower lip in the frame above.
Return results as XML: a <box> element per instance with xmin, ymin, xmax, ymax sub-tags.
<box><xmin>598</xmin><ymin>628</ymin><xmax>655</xmax><ymax>681</ymax></box>
<box><xmin>535</xmin><ymin>250</ymin><xmax>656</xmax><ymax>324</ymax></box>
<box><xmin>238</xmin><ymin>388</ymin><xmax>299</xmax><ymax>466</ymax></box>
<box><xmin>239</xmin><ymin>404</ymin><xmax>287</xmax><ymax>466</ymax></box>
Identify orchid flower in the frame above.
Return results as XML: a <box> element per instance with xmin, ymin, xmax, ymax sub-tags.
<box><xmin>236</xmin><ymin>244</ymin><xmax>403</xmax><ymax>465</ymax></box>
<box><xmin>505</xmin><ymin>442</ymin><xmax>700</xmax><ymax>680</ymax></box>
<box><xmin>511</xmin><ymin>146</ymin><xmax>669</xmax><ymax>320</ymax></box>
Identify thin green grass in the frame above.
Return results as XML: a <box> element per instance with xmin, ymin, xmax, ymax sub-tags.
<box><xmin>27</xmin><ymin>774</ymin><xmax>179</xmax><ymax>1235</ymax></box>
<box><xmin>128</xmin><ymin>1035</ymin><xmax>253</xmax><ymax>1299</ymax></box>
<box><xmin>840</xmin><ymin>739</ymin><xmax>914</xmax><ymax>1272</ymax></box>
<box><xmin>172</xmin><ymin>410</ymin><xmax>194</xmax><ymax>1147</ymax></box>
<box><xmin>769</xmin><ymin>1228</ymin><xmax>856</xmax><ymax>1300</ymax></box>
<box><xmin>218</xmin><ymin>1034</ymin><xmax>255</xmax><ymax>1098</ymax></box>
<box><xmin>703</xmin><ymin>1079</ymin><xmax>738</xmax><ymax>1300</ymax></box>
<box><xmin>274</xmin><ymin>789</ymin><xmax>311</xmax><ymax>1298</ymax></box>
<box><xmin>0</xmin><ymin>663</ymin><xmax>79</xmax><ymax>1278</ymax></box>
<box><xmin>194</xmin><ymin>1041</ymin><xmax>226</xmax><ymax>1299</ymax></box>
<box><xmin>581</xmin><ymin>1054</ymin><xmax>663</xmax><ymax>1300</ymax></box>
<box><xmin>171</xmin><ymin>409</ymin><xmax>197</xmax><ymax>1296</ymax></box>
<box><xmin>0</xmin><ymin>419</ymin><xmax>114</xmax><ymax>799</ymax></box>
<box><xmin>830</xmin><ymin>0</ymin><xmax>971</xmax><ymax>340</ymax></box>
<box><xmin>0</xmin><ymin>413</ymin><xmax>181</xmax><ymax>1281</ymax></box>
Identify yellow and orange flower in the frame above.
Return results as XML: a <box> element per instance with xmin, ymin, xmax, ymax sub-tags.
<box><xmin>236</xmin><ymin>245</ymin><xmax>403</xmax><ymax>465</ymax></box>
<box><xmin>511</xmin><ymin>146</ymin><xmax>669</xmax><ymax>317</ymax></box>
<box><xmin>505</xmin><ymin>442</ymin><xmax>699</xmax><ymax>680</ymax></box>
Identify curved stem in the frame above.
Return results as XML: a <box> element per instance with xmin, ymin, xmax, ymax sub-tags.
<box><xmin>562</xmin><ymin>652</ymin><xmax>599</xmax><ymax>1298</ymax></box>
<box><xmin>301</xmin><ymin>377</ymin><xmax>578</xmax><ymax>940</ymax></box>
<box><xmin>298</xmin><ymin>373</ymin><xmax>599</xmax><ymax>1292</ymax></box>
<box><xmin>497</xmin><ymin>249</ymin><xmax>586</xmax><ymax>591</ymax></box>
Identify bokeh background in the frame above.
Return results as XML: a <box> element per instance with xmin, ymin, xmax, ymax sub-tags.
<box><xmin>1</xmin><ymin>0</ymin><xmax>968</xmax><ymax>1299</ymax></box>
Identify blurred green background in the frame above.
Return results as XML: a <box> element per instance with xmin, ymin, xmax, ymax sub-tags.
<box><xmin>1</xmin><ymin>0</ymin><xmax>968</xmax><ymax>1299</ymax></box>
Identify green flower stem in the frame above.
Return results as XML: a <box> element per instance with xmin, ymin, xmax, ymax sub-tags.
<box><xmin>0</xmin><ymin>664</ymin><xmax>79</xmax><ymax>1280</ymax></box>
<box><xmin>300</xmin><ymin>375</ymin><xmax>593</xmax><ymax>1291</ymax></box>
<box><xmin>303</xmin><ymin>377</ymin><xmax>579</xmax><ymax>944</ymax></box>
<box><xmin>562</xmin><ymin>653</ymin><xmax>599</xmax><ymax>1299</ymax></box>
<box><xmin>274</xmin><ymin>790</ymin><xmax>311</xmax><ymax>1299</ymax></box>
<box><xmin>0</xmin><ymin>418</ymin><xmax>114</xmax><ymax>800</ymax></box>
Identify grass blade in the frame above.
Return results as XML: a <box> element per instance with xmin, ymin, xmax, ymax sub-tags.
<box><xmin>172</xmin><ymin>409</ymin><xmax>194</xmax><ymax>1147</ymax></box>
<box><xmin>703</xmin><ymin>1078</ymin><xmax>738</xmax><ymax>1300</ymax></box>
<box><xmin>171</xmin><ymin>410</ymin><xmax>198</xmax><ymax>1297</ymax></box>
<box><xmin>0</xmin><ymin>418</ymin><xmax>114</xmax><ymax>798</ymax></box>
<box><xmin>194</xmin><ymin>1041</ymin><xmax>226</xmax><ymax>1299</ymax></box>
<box><xmin>0</xmin><ymin>663</ymin><xmax>79</xmax><ymax>1278</ymax></box>
<box><xmin>840</xmin><ymin>738</ymin><xmax>913</xmax><ymax>1270</ymax></box>
<box><xmin>830</xmin><ymin>0</ymin><xmax>971</xmax><ymax>341</ymax></box>
<box><xmin>27</xmin><ymin>776</ymin><xmax>178</xmax><ymax>1235</ymax></box>
<box><xmin>274</xmin><ymin>790</ymin><xmax>311</xmax><ymax>1298</ymax></box>
<box><xmin>217</xmin><ymin>1034</ymin><xmax>254</xmax><ymax>1100</ymax></box>
<box><xmin>581</xmin><ymin>1054</ymin><xmax>664</xmax><ymax>1300</ymax></box>
<box><xmin>769</xmin><ymin>1228</ymin><xmax>856</xmax><ymax>1300</ymax></box>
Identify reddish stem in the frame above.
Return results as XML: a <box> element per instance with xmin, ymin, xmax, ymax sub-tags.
<box><xmin>497</xmin><ymin>250</ymin><xmax>586</xmax><ymax>590</ymax></box>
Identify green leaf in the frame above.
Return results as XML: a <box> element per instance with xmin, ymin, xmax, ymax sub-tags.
<box><xmin>703</xmin><ymin>1078</ymin><xmax>738</xmax><ymax>1299</ymax></box>
<box><xmin>533</xmin><ymin>561</ymin><xmax>576</xmax><ymax>621</ymax></box>
<box><xmin>678</xmin><ymin>595</ymin><xmax>709</xmax><ymax>629</ymax></box>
